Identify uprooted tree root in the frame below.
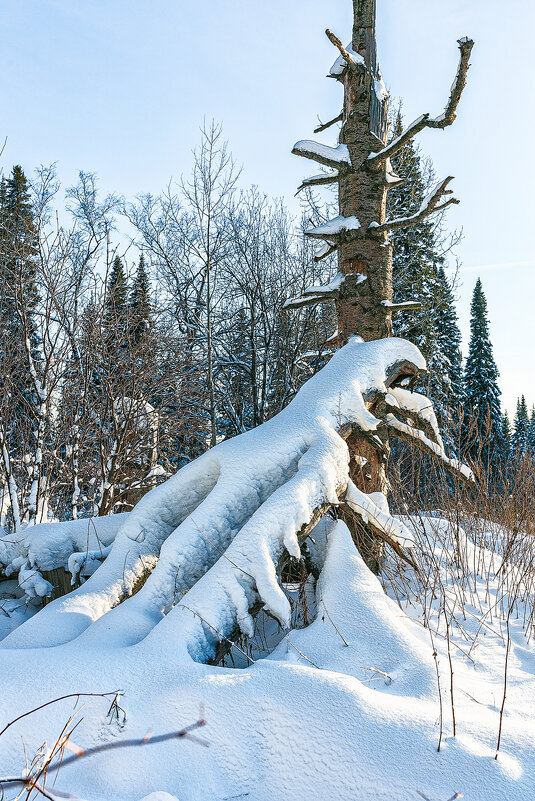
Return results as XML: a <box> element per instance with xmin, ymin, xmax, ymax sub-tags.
<box><xmin>0</xmin><ymin>338</ymin><xmax>472</xmax><ymax>665</ymax></box>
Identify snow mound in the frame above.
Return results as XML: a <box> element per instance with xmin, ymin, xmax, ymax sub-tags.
<box><xmin>1</xmin><ymin>518</ymin><xmax>535</xmax><ymax>800</ymax></box>
<box><xmin>0</xmin><ymin>336</ymin><xmax>426</xmax><ymax>653</ymax></box>
<box><xmin>139</xmin><ymin>795</ymin><xmax>180</xmax><ymax>801</ymax></box>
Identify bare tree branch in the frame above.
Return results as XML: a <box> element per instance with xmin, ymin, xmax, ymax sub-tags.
<box><xmin>380</xmin><ymin>300</ymin><xmax>423</xmax><ymax>312</ymax></box>
<box><xmin>296</xmin><ymin>171</ymin><xmax>339</xmax><ymax>196</ymax></box>
<box><xmin>325</xmin><ymin>29</ymin><xmax>360</xmax><ymax>72</ymax></box>
<box><xmin>370</xmin><ymin>177</ymin><xmax>459</xmax><ymax>233</ymax></box>
<box><xmin>367</xmin><ymin>38</ymin><xmax>474</xmax><ymax>167</ymax></box>
<box><xmin>314</xmin><ymin>112</ymin><xmax>344</xmax><ymax>134</ymax></box>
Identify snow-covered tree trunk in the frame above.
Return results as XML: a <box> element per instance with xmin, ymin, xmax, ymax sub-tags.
<box><xmin>290</xmin><ymin>0</ymin><xmax>473</xmax><ymax>566</ymax></box>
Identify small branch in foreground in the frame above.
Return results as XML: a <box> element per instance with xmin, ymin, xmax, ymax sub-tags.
<box><xmin>320</xmin><ymin>600</ymin><xmax>349</xmax><ymax>646</ymax></box>
<box><xmin>495</xmin><ymin>607</ymin><xmax>512</xmax><ymax>759</ymax></box>
<box><xmin>0</xmin><ymin>717</ymin><xmax>208</xmax><ymax>795</ymax></box>
<box><xmin>0</xmin><ymin>691</ymin><xmax>121</xmax><ymax>739</ymax></box>
<box><xmin>285</xmin><ymin>636</ymin><xmax>320</xmax><ymax>669</ymax></box>
<box><xmin>429</xmin><ymin>626</ymin><xmax>444</xmax><ymax>752</ymax></box>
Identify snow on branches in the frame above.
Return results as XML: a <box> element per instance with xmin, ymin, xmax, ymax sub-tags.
<box><xmin>370</xmin><ymin>177</ymin><xmax>459</xmax><ymax>234</ymax></box>
<box><xmin>1</xmin><ymin>337</ymin><xmax>471</xmax><ymax>662</ymax></box>
<box><xmin>284</xmin><ymin>273</ymin><xmax>366</xmax><ymax>310</ymax></box>
<box><xmin>292</xmin><ymin>141</ymin><xmax>352</xmax><ymax>170</ymax></box>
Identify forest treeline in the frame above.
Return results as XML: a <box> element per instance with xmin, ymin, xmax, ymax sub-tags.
<box><xmin>0</xmin><ymin>121</ymin><xmax>532</xmax><ymax>530</ymax></box>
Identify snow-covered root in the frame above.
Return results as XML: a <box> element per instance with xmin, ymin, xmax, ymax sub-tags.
<box><xmin>283</xmin><ymin>520</ymin><xmax>438</xmax><ymax>696</ymax></box>
<box><xmin>0</xmin><ymin>454</ymin><xmax>221</xmax><ymax>648</ymax></box>
<box><xmin>143</xmin><ymin>424</ymin><xmax>347</xmax><ymax>662</ymax></box>
<box><xmin>75</xmin><ymin>432</ymin><xmax>310</xmax><ymax>648</ymax></box>
<box><xmin>384</xmin><ymin>387</ymin><xmax>474</xmax><ymax>483</ymax></box>
<box><xmin>2</xmin><ymin>337</ymin><xmax>466</xmax><ymax>657</ymax></box>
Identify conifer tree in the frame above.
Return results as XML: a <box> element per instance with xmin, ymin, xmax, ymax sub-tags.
<box><xmin>129</xmin><ymin>254</ymin><xmax>152</xmax><ymax>344</ymax></box>
<box><xmin>104</xmin><ymin>255</ymin><xmax>129</xmax><ymax>367</ymax></box>
<box><xmin>527</xmin><ymin>406</ymin><xmax>535</xmax><ymax>457</ymax></box>
<box><xmin>464</xmin><ymin>278</ymin><xmax>503</xmax><ymax>465</ymax></box>
<box><xmin>512</xmin><ymin>395</ymin><xmax>530</xmax><ymax>456</ymax></box>
<box><xmin>502</xmin><ymin>410</ymin><xmax>512</xmax><ymax>460</ymax></box>
<box><xmin>388</xmin><ymin>115</ymin><xmax>464</xmax><ymax>444</ymax></box>
<box><xmin>0</xmin><ymin>166</ymin><xmax>41</xmax><ymax>437</ymax></box>
<box><xmin>434</xmin><ymin>265</ymin><xmax>464</xmax><ymax>405</ymax></box>
<box><xmin>389</xmin><ymin>114</ymin><xmax>437</xmax><ymax>355</ymax></box>
<box><xmin>0</xmin><ymin>166</ymin><xmax>40</xmax><ymax>369</ymax></box>
<box><xmin>106</xmin><ymin>255</ymin><xmax>128</xmax><ymax>317</ymax></box>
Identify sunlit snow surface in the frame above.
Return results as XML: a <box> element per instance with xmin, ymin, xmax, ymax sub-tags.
<box><xmin>0</xmin><ymin>337</ymin><xmax>533</xmax><ymax>800</ymax></box>
<box><xmin>0</xmin><ymin>519</ymin><xmax>535</xmax><ymax>800</ymax></box>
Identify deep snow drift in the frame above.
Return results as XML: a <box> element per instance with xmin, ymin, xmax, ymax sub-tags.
<box><xmin>1</xmin><ymin>519</ymin><xmax>535</xmax><ymax>800</ymax></box>
<box><xmin>0</xmin><ymin>337</ymin><xmax>533</xmax><ymax>800</ymax></box>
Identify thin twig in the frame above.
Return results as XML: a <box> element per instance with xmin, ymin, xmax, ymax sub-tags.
<box><xmin>0</xmin><ymin>691</ymin><xmax>121</xmax><ymax>739</ymax></box>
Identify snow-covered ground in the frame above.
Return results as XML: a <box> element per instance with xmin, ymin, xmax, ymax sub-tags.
<box><xmin>1</xmin><ymin>516</ymin><xmax>535</xmax><ymax>801</ymax></box>
<box><xmin>0</xmin><ymin>337</ymin><xmax>533</xmax><ymax>800</ymax></box>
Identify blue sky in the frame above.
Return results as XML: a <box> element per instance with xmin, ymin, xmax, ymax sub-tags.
<box><xmin>1</xmin><ymin>0</ymin><xmax>533</xmax><ymax>414</ymax></box>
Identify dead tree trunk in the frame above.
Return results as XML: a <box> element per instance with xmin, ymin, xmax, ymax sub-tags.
<box><xmin>289</xmin><ymin>0</ymin><xmax>473</xmax><ymax>569</ymax></box>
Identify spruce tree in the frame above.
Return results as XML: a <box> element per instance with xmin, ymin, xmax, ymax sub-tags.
<box><xmin>0</xmin><ymin>166</ymin><xmax>40</xmax><ymax>363</ymax></box>
<box><xmin>502</xmin><ymin>410</ymin><xmax>512</xmax><ymax>460</ymax></box>
<box><xmin>104</xmin><ymin>255</ymin><xmax>129</xmax><ymax>367</ymax></box>
<box><xmin>0</xmin><ymin>166</ymin><xmax>41</xmax><ymax>435</ymax></box>
<box><xmin>527</xmin><ymin>406</ymin><xmax>535</xmax><ymax>457</ymax></box>
<box><xmin>390</xmin><ymin>113</ymin><xmax>438</xmax><ymax>355</ymax></box>
<box><xmin>463</xmin><ymin>278</ymin><xmax>503</xmax><ymax>466</ymax></box>
<box><xmin>389</xmin><ymin>114</ymin><xmax>464</xmax><ymax>445</ymax></box>
<box><xmin>129</xmin><ymin>254</ymin><xmax>152</xmax><ymax>344</ymax></box>
<box><xmin>106</xmin><ymin>255</ymin><xmax>128</xmax><ymax>317</ymax></box>
<box><xmin>512</xmin><ymin>395</ymin><xmax>530</xmax><ymax>456</ymax></box>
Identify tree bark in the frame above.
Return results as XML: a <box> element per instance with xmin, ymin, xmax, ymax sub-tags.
<box><xmin>336</xmin><ymin>1</ymin><xmax>392</xmax><ymax>562</ymax></box>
